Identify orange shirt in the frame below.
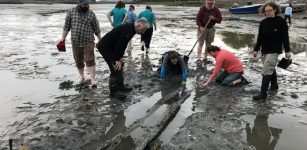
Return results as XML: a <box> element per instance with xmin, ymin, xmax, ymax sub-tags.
<box><xmin>209</xmin><ymin>50</ymin><xmax>244</xmax><ymax>80</ymax></box>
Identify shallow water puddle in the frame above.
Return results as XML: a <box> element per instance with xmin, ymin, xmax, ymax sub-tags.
<box><xmin>158</xmin><ymin>79</ymin><xmax>202</xmax><ymax>145</ymax></box>
<box><xmin>0</xmin><ymin>70</ymin><xmax>77</xmax><ymax>133</ymax></box>
<box><xmin>124</xmin><ymin>92</ymin><xmax>162</xmax><ymax>127</ymax></box>
<box><xmin>241</xmin><ymin>107</ymin><xmax>307</xmax><ymax>150</ymax></box>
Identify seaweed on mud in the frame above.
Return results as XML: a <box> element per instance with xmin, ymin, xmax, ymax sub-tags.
<box><xmin>59</xmin><ymin>80</ymin><xmax>74</xmax><ymax>90</ymax></box>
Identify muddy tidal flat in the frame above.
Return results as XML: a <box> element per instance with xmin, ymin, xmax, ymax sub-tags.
<box><xmin>0</xmin><ymin>4</ymin><xmax>307</xmax><ymax>150</ymax></box>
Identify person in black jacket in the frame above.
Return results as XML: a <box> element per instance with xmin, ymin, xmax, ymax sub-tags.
<box><xmin>252</xmin><ymin>2</ymin><xmax>291</xmax><ymax>101</ymax></box>
<box><xmin>97</xmin><ymin>18</ymin><xmax>148</xmax><ymax>100</ymax></box>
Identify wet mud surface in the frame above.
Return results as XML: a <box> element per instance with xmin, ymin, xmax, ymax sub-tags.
<box><xmin>0</xmin><ymin>4</ymin><xmax>307</xmax><ymax>150</ymax></box>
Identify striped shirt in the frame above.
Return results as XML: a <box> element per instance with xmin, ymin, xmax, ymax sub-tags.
<box><xmin>63</xmin><ymin>6</ymin><xmax>101</xmax><ymax>47</ymax></box>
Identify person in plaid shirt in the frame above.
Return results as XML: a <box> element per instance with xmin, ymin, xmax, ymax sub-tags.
<box><xmin>61</xmin><ymin>0</ymin><xmax>101</xmax><ymax>87</ymax></box>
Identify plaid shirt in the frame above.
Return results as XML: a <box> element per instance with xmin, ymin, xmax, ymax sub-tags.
<box><xmin>63</xmin><ymin>6</ymin><xmax>101</xmax><ymax>47</ymax></box>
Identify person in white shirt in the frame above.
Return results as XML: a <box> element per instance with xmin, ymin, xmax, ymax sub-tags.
<box><xmin>284</xmin><ymin>3</ymin><xmax>293</xmax><ymax>24</ymax></box>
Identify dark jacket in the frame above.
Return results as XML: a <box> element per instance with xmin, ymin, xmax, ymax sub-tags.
<box><xmin>254</xmin><ymin>16</ymin><xmax>290</xmax><ymax>54</ymax></box>
<box><xmin>196</xmin><ymin>5</ymin><xmax>222</xmax><ymax>28</ymax></box>
<box><xmin>98</xmin><ymin>23</ymin><xmax>136</xmax><ymax>60</ymax></box>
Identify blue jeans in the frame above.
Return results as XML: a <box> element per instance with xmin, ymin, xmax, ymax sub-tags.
<box><xmin>215</xmin><ymin>71</ymin><xmax>243</xmax><ymax>86</ymax></box>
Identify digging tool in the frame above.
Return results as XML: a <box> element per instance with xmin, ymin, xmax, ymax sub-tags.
<box><xmin>183</xmin><ymin>18</ymin><xmax>211</xmax><ymax>64</ymax></box>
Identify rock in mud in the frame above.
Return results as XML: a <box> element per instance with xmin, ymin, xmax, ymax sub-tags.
<box><xmin>55</xmin><ymin>118</ymin><xmax>65</xmax><ymax>124</ymax></box>
<box><xmin>291</xmin><ymin>93</ymin><xmax>299</xmax><ymax>99</ymax></box>
<box><xmin>210</xmin><ymin>128</ymin><xmax>216</xmax><ymax>133</ymax></box>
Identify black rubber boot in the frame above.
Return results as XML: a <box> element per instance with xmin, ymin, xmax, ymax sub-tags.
<box><xmin>253</xmin><ymin>75</ymin><xmax>271</xmax><ymax>101</ymax></box>
<box><xmin>109</xmin><ymin>74</ymin><xmax>127</xmax><ymax>100</ymax></box>
<box><xmin>141</xmin><ymin>45</ymin><xmax>145</xmax><ymax>51</ymax></box>
<box><xmin>269</xmin><ymin>70</ymin><xmax>279</xmax><ymax>91</ymax></box>
<box><xmin>117</xmin><ymin>71</ymin><xmax>133</xmax><ymax>92</ymax></box>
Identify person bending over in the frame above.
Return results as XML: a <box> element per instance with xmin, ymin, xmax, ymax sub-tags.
<box><xmin>203</xmin><ymin>45</ymin><xmax>245</xmax><ymax>87</ymax></box>
<box><xmin>160</xmin><ymin>51</ymin><xmax>188</xmax><ymax>84</ymax></box>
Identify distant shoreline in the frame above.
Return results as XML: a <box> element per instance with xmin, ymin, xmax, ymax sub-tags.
<box><xmin>0</xmin><ymin>0</ymin><xmax>232</xmax><ymax>7</ymax></box>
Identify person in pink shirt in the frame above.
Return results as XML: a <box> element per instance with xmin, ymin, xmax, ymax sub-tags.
<box><xmin>203</xmin><ymin>45</ymin><xmax>245</xmax><ymax>87</ymax></box>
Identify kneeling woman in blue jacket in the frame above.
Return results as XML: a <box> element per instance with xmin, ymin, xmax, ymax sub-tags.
<box><xmin>160</xmin><ymin>51</ymin><xmax>188</xmax><ymax>83</ymax></box>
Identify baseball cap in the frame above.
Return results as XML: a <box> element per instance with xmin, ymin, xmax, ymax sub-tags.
<box><xmin>79</xmin><ymin>0</ymin><xmax>92</xmax><ymax>4</ymax></box>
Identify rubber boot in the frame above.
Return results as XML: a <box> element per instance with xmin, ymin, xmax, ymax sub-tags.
<box><xmin>117</xmin><ymin>71</ymin><xmax>133</xmax><ymax>92</ymax></box>
<box><xmin>109</xmin><ymin>74</ymin><xmax>127</xmax><ymax>100</ymax></box>
<box><xmin>269</xmin><ymin>70</ymin><xmax>278</xmax><ymax>91</ymax></box>
<box><xmin>141</xmin><ymin>41</ymin><xmax>145</xmax><ymax>51</ymax></box>
<box><xmin>253</xmin><ymin>75</ymin><xmax>271</xmax><ymax>101</ymax></box>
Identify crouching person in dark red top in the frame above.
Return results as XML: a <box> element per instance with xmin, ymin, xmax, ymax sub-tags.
<box><xmin>203</xmin><ymin>45</ymin><xmax>246</xmax><ymax>87</ymax></box>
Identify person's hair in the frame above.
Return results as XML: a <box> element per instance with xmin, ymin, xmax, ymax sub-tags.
<box><xmin>129</xmin><ymin>5</ymin><xmax>135</xmax><ymax>11</ymax></box>
<box><xmin>169</xmin><ymin>51</ymin><xmax>179</xmax><ymax>59</ymax></box>
<box><xmin>289</xmin><ymin>3</ymin><xmax>292</xmax><ymax>7</ymax></box>
<box><xmin>207</xmin><ymin>45</ymin><xmax>221</xmax><ymax>53</ymax></box>
<box><xmin>135</xmin><ymin>17</ymin><xmax>148</xmax><ymax>26</ymax></box>
<box><xmin>115</xmin><ymin>1</ymin><xmax>125</xmax><ymax>8</ymax></box>
<box><xmin>260</xmin><ymin>2</ymin><xmax>281</xmax><ymax>15</ymax></box>
<box><xmin>146</xmin><ymin>5</ymin><xmax>152</xmax><ymax>10</ymax></box>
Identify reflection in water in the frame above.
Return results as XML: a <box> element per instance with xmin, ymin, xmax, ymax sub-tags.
<box><xmin>160</xmin><ymin>79</ymin><xmax>185</xmax><ymax>104</ymax></box>
<box><xmin>82</xmin><ymin>108</ymin><xmax>135</xmax><ymax>150</ymax></box>
<box><xmin>245</xmin><ymin>115</ymin><xmax>282</xmax><ymax>150</ymax></box>
<box><xmin>221</xmin><ymin>31</ymin><xmax>255</xmax><ymax>50</ymax></box>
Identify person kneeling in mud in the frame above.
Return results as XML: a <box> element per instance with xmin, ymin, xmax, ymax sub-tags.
<box><xmin>160</xmin><ymin>51</ymin><xmax>188</xmax><ymax>84</ymax></box>
<box><xmin>97</xmin><ymin>18</ymin><xmax>149</xmax><ymax>100</ymax></box>
<box><xmin>203</xmin><ymin>45</ymin><xmax>246</xmax><ymax>87</ymax></box>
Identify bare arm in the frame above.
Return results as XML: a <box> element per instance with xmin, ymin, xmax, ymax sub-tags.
<box><xmin>61</xmin><ymin>30</ymin><xmax>69</xmax><ymax>41</ymax></box>
<box><xmin>153</xmin><ymin>13</ymin><xmax>157</xmax><ymax>30</ymax></box>
<box><xmin>153</xmin><ymin>21</ymin><xmax>157</xmax><ymax>31</ymax></box>
<box><xmin>122</xmin><ymin>14</ymin><xmax>128</xmax><ymax>24</ymax></box>
<box><xmin>107</xmin><ymin>13</ymin><xmax>114</xmax><ymax>27</ymax></box>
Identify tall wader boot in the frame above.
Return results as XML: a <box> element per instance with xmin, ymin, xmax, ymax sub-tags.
<box><xmin>117</xmin><ymin>70</ymin><xmax>133</xmax><ymax>92</ymax></box>
<box><xmin>109</xmin><ymin>74</ymin><xmax>127</xmax><ymax>100</ymax></box>
<box><xmin>253</xmin><ymin>75</ymin><xmax>271</xmax><ymax>101</ymax></box>
<box><xmin>269</xmin><ymin>70</ymin><xmax>279</xmax><ymax>91</ymax></box>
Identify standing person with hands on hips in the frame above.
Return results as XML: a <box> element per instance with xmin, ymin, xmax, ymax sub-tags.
<box><xmin>61</xmin><ymin>0</ymin><xmax>101</xmax><ymax>87</ymax></box>
<box><xmin>252</xmin><ymin>2</ymin><xmax>291</xmax><ymax>101</ymax></box>
<box><xmin>107</xmin><ymin>0</ymin><xmax>128</xmax><ymax>28</ymax></box>
<box><xmin>196</xmin><ymin>0</ymin><xmax>222</xmax><ymax>64</ymax></box>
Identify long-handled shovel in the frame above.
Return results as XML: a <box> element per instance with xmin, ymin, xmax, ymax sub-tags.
<box><xmin>183</xmin><ymin>18</ymin><xmax>211</xmax><ymax>64</ymax></box>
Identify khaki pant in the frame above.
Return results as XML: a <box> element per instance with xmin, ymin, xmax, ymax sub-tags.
<box><xmin>72</xmin><ymin>42</ymin><xmax>95</xmax><ymax>69</ymax></box>
<box><xmin>261</xmin><ymin>53</ymin><xmax>279</xmax><ymax>75</ymax></box>
<box><xmin>197</xmin><ymin>27</ymin><xmax>215</xmax><ymax>46</ymax></box>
